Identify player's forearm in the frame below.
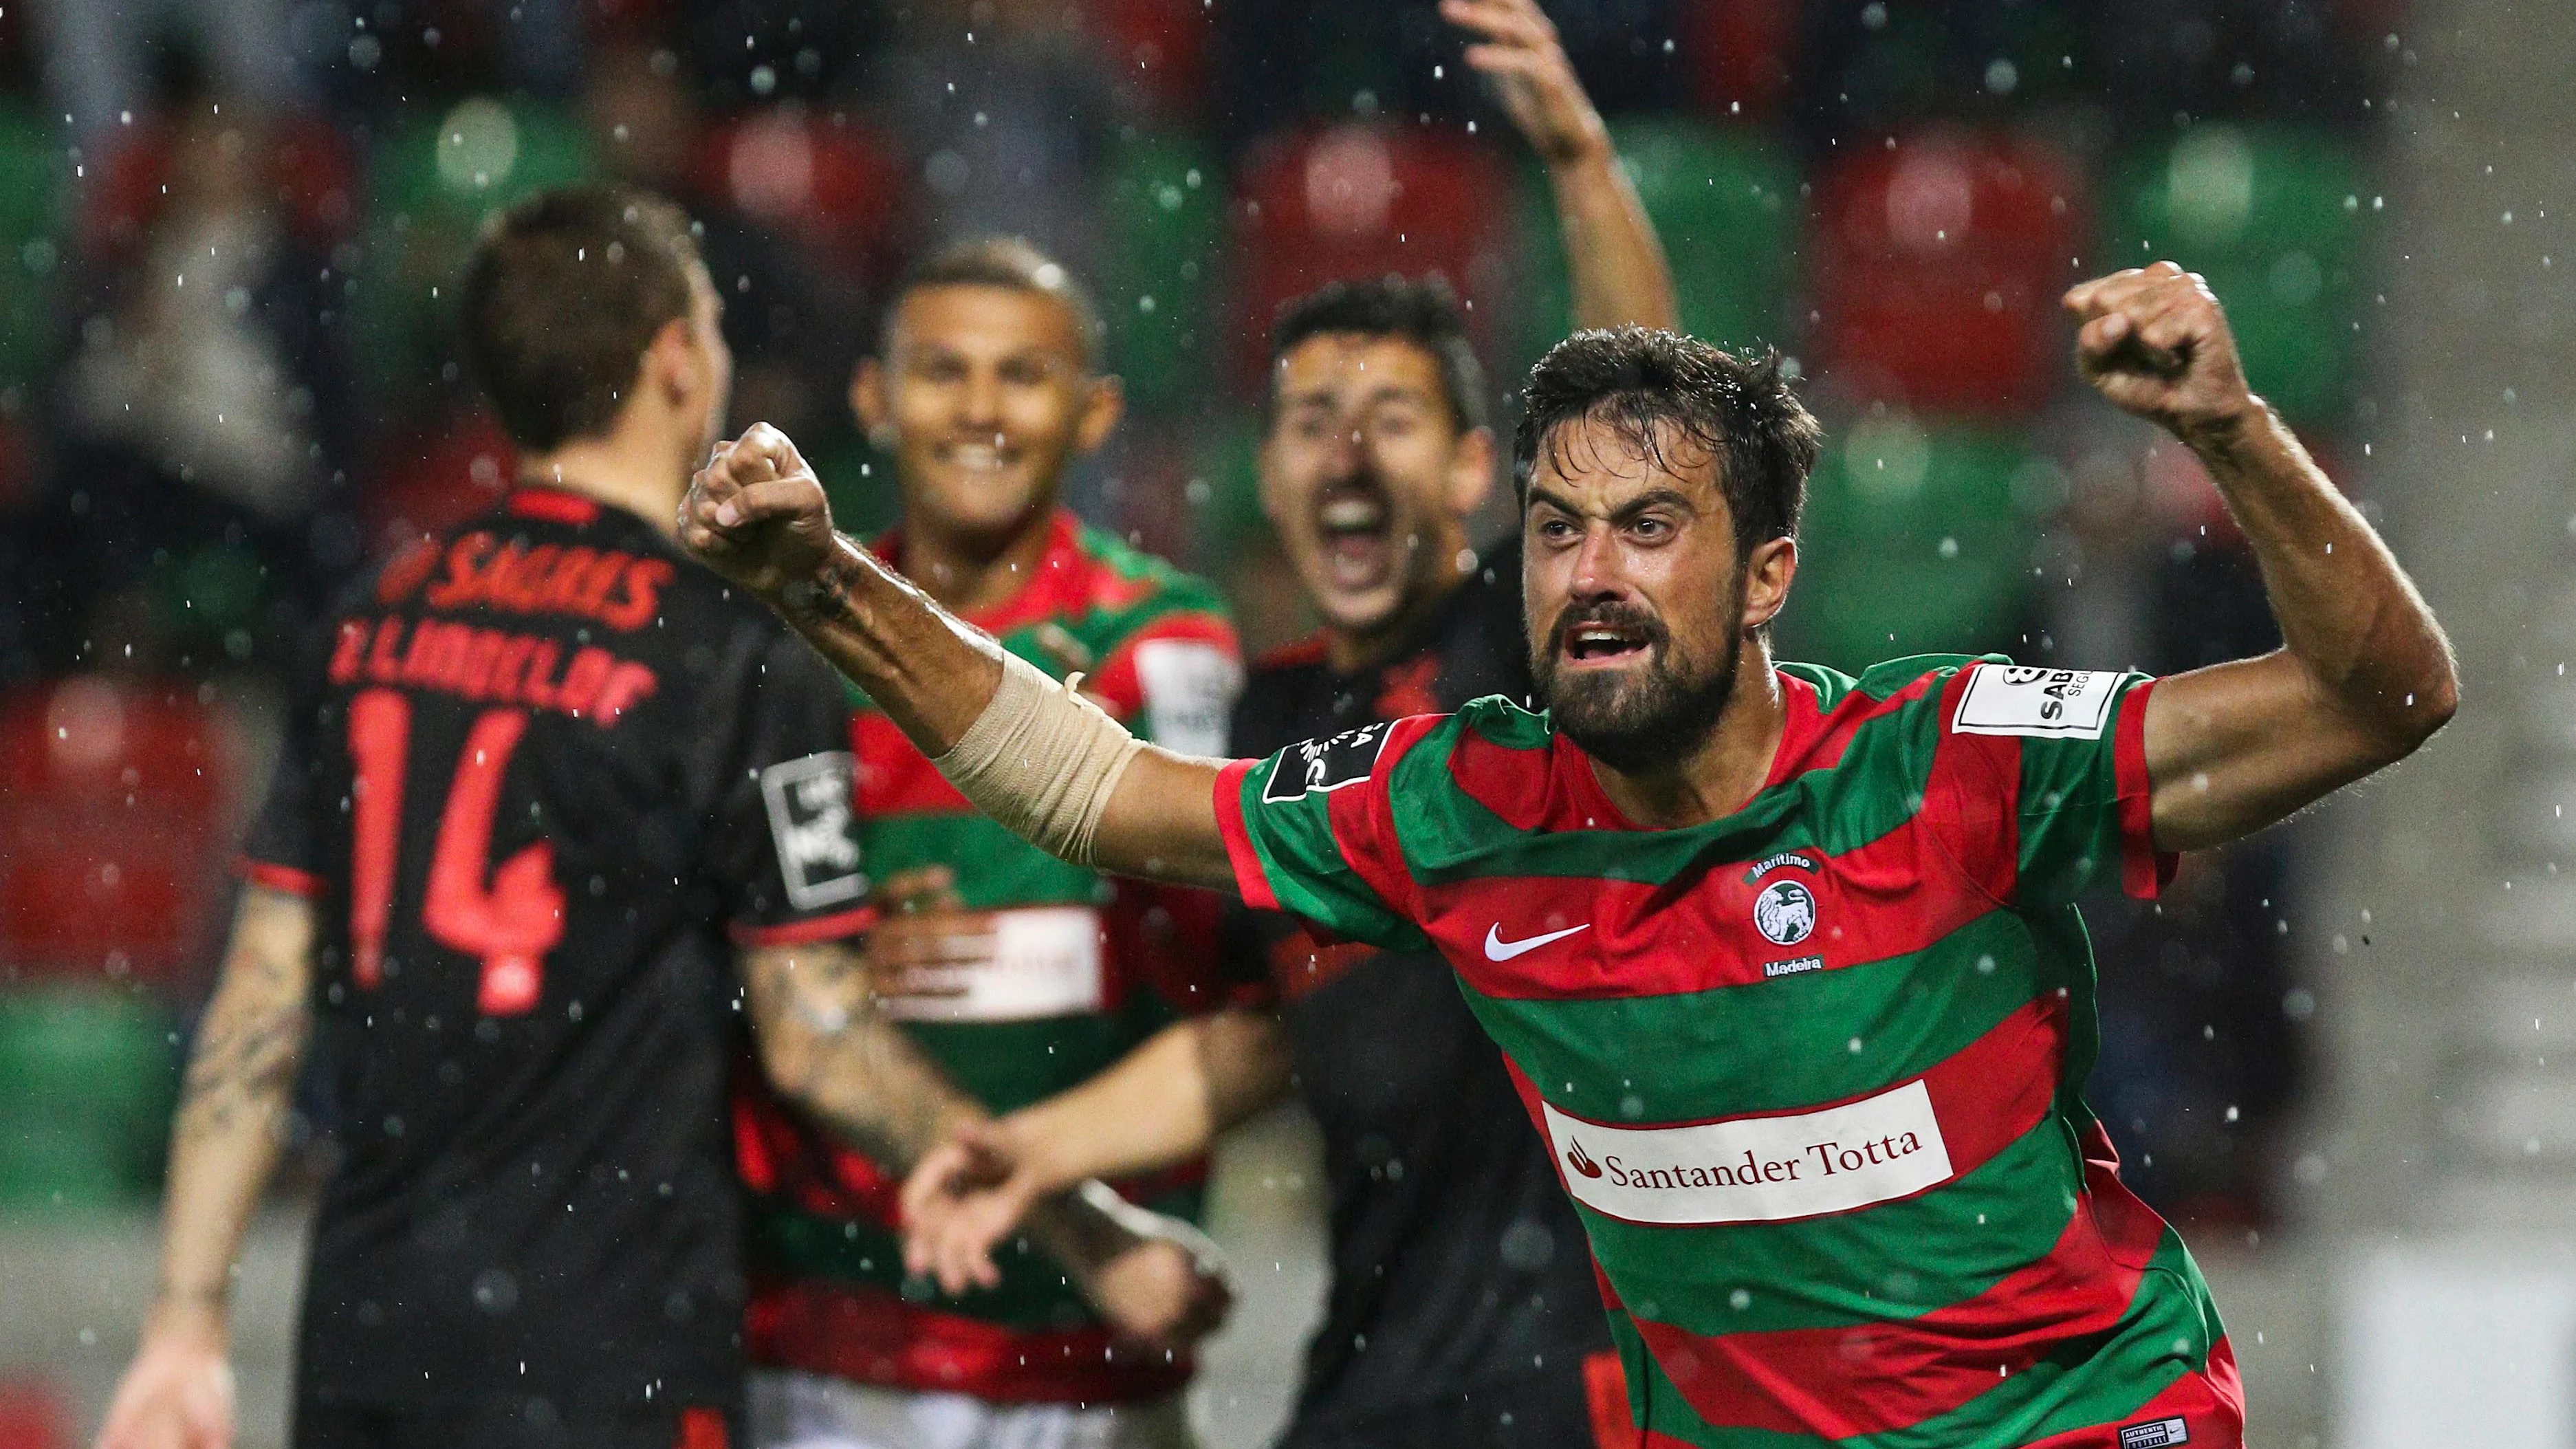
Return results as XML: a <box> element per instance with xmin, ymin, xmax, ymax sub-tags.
<box><xmin>1004</xmin><ymin>1010</ymin><xmax>1289</xmax><ymax>1190</ymax></box>
<box><xmin>778</xmin><ymin>533</ymin><xmax>1005</xmax><ymax>758</ymax></box>
<box><xmin>745</xmin><ymin>942</ymin><xmax>986</xmax><ymax>1169</ymax></box>
<box><xmin>153</xmin><ymin>888</ymin><xmax>314</xmax><ymax>1336</ymax></box>
<box><xmin>2187</xmin><ymin>402</ymin><xmax>2457</xmax><ymax>752</ymax></box>
<box><xmin>1549</xmin><ymin>147</ymin><xmax>1679</xmax><ymax>333</ymax></box>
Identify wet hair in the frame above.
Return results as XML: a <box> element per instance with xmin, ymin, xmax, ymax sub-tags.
<box><xmin>459</xmin><ymin>184</ymin><xmax>704</xmax><ymax>453</ymax></box>
<box><xmin>1514</xmin><ymin>327</ymin><xmax>1821</xmax><ymax>557</ymax></box>
<box><xmin>1265</xmin><ymin>275</ymin><xmax>1488</xmax><ymax>434</ymax></box>
<box><xmin>883</xmin><ymin>235</ymin><xmax>1106</xmax><ymax>371</ymax></box>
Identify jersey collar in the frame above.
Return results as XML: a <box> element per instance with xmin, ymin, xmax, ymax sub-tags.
<box><xmin>1556</xmin><ymin>668</ymin><xmax>1826</xmax><ymax>832</ymax></box>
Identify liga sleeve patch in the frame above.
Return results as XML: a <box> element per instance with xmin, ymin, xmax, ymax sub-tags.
<box><xmin>759</xmin><ymin>751</ymin><xmax>867</xmax><ymax>911</ymax></box>
<box><xmin>1950</xmin><ymin>665</ymin><xmax>2123</xmax><ymax>739</ymax></box>
<box><xmin>1134</xmin><ymin>638</ymin><xmax>1244</xmax><ymax>757</ymax></box>
<box><xmin>1261</xmin><ymin>721</ymin><xmax>1395</xmax><ymax>804</ymax></box>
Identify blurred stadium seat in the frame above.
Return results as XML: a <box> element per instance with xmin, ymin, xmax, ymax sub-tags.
<box><xmin>1100</xmin><ymin>131</ymin><xmax>1225</xmax><ymax>414</ymax></box>
<box><xmin>695</xmin><ymin>111</ymin><xmax>910</xmax><ymax>284</ymax></box>
<box><xmin>0</xmin><ymin>987</ymin><xmax>182</xmax><ymax>1211</ymax></box>
<box><xmin>1676</xmin><ymin>0</ymin><xmax>1796</xmax><ymax>118</ymax></box>
<box><xmin>1809</xmin><ymin>129</ymin><xmax>2084</xmax><ymax>415</ymax></box>
<box><xmin>1511</xmin><ymin>118</ymin><xmax>1798</xmax><ymax>367</ymax></box>
<box><xmin>366</xmin><ymin>411</ymin><xmax>518</xmax><ymax>550</ymax></box>
<box><xmin>0</xmin><ymin>677</ymin><xmax>243</xmax><ymax>986</ymax></box>
<box><xmin>0</xmin><ymin>1378</ymin><xmax>74</xmax><ymax>1449</ymax></box>
<box><xmin>1230</xmin><ymin>124</ymin><xmax>1512</xmax><ymax>387</ymax></box>
<box><xmin>1782</xmin><ymin>415</ymin><xmax>2044</xmax><ymax>668</ymax></box>
<box><xmin>0</xmin><ymin>100</ymin><xmax>63</xmax><ymax>390</ymax></box>
<box><xmin>1083</xmin><ymin>0</ymin><xmax>1213</xmax><ymax>118</ymax></box>
<box><xmin>2106</xmin><ymin>124</ymin><xmax>2363</xmax><ymax>424</ymax></box>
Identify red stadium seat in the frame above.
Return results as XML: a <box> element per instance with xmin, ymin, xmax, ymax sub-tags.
<box><xmin>81</xmin><ymin>109</ymin><xmax>362</xmax><ymax>262</ymax></box>
<box><xmin>1081</xmin><ymin>0</ymin><xmax>1212</xmax><ymax>118</ymax></box>
<box><xmin>1230</xmin><ymin>124</ymin><xmax>1513</xmax><ymax>388</ymax></box>
<box><xmin>0</xmin><ymin>1377</ymin><xmax>72</xmax><ymax>1449</ymax></box>
<box><xmin>1809</xmin><ymin>130</ymin><xmax>2085</xmax><ymax>416</ymax></box>
<box><xmin>0</xmin><ymin>678</ymin><xmax>244</xmax><ymax>985</ymax></box>
<box><xmin>695</xmin><ymin>112</ymin><xmax>910</xmax><ymax>284</ymax></box>
<box><xmin>1677</xmin><ymin>0</ymin><xmax>1797</xmax><ymax>119</ymax></box>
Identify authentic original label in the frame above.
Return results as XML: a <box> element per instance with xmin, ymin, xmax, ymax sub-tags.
<box><xmin>1544</xmin><ymin>1080</ymin><xmax>1954</xmax><ymax>1226</ymax></box>
<box><xmin>878</xmin><ymin>906</ymin><xmax>1105</xmax><ymax>1023</ymax></box>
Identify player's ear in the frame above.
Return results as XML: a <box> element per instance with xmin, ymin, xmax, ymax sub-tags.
<box><xmin>1740</xmin><ymin>536</ymin><xmax>1798</xmax><ymax>633</ymax></box>
<box><xmin>645</xmin><ymin>315</ymin><xmax>696</xmax><ymax>407</ymax></box>
<box><xmin>1071</xmin><ymin>372</ymin><xmax>1124</xmax><ymax>456</ymax></box>
<box><xmin>1445</xmin><ymin>426</ymin><xmax>1496</xmax><ymax>517</ymax></box>
<box><xmin>851</xmin><ymin>357</ymin><xmax>891</xmax><ymax>440</ymax></box>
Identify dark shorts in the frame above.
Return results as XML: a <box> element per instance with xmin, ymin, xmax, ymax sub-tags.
<box><xmin>293</xmin><ymin>1399</ymin><xmax>738</xmax><ymax>1449</ymax></box>
<box><xmin>1277</xmin><ymin>1357</ymin><xmax>1615</xmax><ymax>1449</ymax></box>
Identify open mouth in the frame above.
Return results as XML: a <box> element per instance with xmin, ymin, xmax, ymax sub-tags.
<box><xmin>937</xmin><ymin>437</ymin><xmax>1020</xmax><ymax>479</ymax></box>
<box><xmin>1558</xmin><ymin>619</ymin><xmax>1652</xmax><ymax>668</ymax></box>
<box><xmin>1314</xmin><ymin>487</ymin><xmax>1393</xmax><ymax>592</ymax></box>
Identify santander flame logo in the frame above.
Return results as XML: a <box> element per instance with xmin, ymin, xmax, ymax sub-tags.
<box><xmin>1564</xmin><ymin>1140</ymin><xmax>1604</xmax><ymax>1179</ymax></box>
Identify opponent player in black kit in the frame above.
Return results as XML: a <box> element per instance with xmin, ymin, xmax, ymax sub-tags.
<box><xmin>96</xmin><ymin>187</ymin><xmax>1216</xmax><ymax>1449</ymax></box>
<box><xmin>897</xmin><ymin>3</ymin><xmax>1679</xmax><ymax>1441</ymax></box>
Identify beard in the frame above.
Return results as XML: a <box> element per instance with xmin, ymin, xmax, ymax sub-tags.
<box><xmin>1531</xmin><ymin>597</ymin><xmax>1745</xmax><ymax>775</ymax></box>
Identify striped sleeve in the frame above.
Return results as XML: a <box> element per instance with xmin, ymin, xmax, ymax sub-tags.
<box><xmin>1945</xmin><ymin>662</ymin><xmax>2172</xmax><ymax>904</ymax></box>
<box><xmin>1212</xmin><ymin>717</ymin><xmax>1438</xmax><ymax>952</ymax></box>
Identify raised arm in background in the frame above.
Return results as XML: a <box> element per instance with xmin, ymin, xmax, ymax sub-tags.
<box><xmin>2066</xmin><ymin>262</ymin><xmax>2458</xmax><ymax>850</ymax></box>
<box><xmin>677</xmin><ymin>427</ymin><xmax>1240</xmax><ymax>891</ymax></box>
<box><xmin>1446</xmin><ymin>0</ymin><xmax>1679</xmax><ymax>333</ymax></box>
<box><xmin>98</xmin><ymin>885</ymin><xmax>316</xmax><ymax>1449</ymax></box>
<box><xmin>739</xmin><ymin>937</ymin><xmax>1232</xmax><ymax>1344</ymax></box>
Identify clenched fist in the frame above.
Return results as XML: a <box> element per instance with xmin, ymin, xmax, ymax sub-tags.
<box><xmin>678</xmin><ymin>422</ymin><xmax>840</xmax><ymax>601</ymax></box>
<box><xmin>2064</xmin><ymin>261</ymin><xmax>2260</xmax><ymax>442</ymax></box>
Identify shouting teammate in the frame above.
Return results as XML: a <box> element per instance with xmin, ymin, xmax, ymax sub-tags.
<box><xmin>894</xmin><ymin>0</ymin><xmax>1686</xmax><ymax>1441</ymax></box>
<box><xmin>96</xmin><ymin>187</ymin><xmax>1205</xmax><ymax>1449</ymax></box>
<box><xmin>678</xmin><ymin>260</ymin><xmax>2457</xmax><ymax>1448</ymax></box>
<box><xmin>726</xmin><ymin>233</ymin><xmax>1245</xmax><ymax>1449</ymax></box>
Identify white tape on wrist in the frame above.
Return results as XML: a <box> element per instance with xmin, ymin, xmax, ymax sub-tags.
<box><xmin>931</xmin><ymin>650</ymin><xmax>1146</xmax><ymax>868</ymax></box>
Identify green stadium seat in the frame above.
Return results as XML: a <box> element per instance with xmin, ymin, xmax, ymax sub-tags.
<box><xmin>356</xmin><ymin>99</ymin><xmax>598</xmax><ymax>395</ymax></box>
<box><xmin>0</xmin><ymin>103</ymin><xmax>67</xmax><ymax>390</ymax></box>
<box><xmin>0</xmin><ymin>988</ymin><xmax>180</xmax><ymax>1210</ymax></box>
<box><xmin>1098</xmin><ymin>132</ymin><xmax>1225</xmax><ymax>415</ymax></box>
<box><xmin>2106</xmin><ymin>126</ymin><xmax>2362</xmax><ymax>425</ymax></box>
<box><xmin>1781</xmin><ymin>418</ymin><xmax>2043</xmax><ymax>671</ymax></box>
<box><xmin>1512</xmin><ymin>119</ymin><xmax>1798</xmax><ymax>371</ymax></box>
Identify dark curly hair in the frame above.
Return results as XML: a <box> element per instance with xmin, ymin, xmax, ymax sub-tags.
<box><xmin>1265</xmin><ymin>275</ymin><xmax>1487</xmax><ymax>434</ymax></box>
<box><xmin>1514</xmin><ymin>327</ymin><xmax>1821</xmax><ymax>558</ymax></box>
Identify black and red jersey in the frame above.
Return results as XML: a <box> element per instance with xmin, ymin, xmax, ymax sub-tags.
<box><xmin>242</xmin><ymin>486</ymin><xmax>871</xmax><ymax>1414</ymax></box>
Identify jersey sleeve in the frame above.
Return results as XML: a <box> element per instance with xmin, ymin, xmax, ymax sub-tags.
<box><xmin>712</xmin><ymin>629</ymin><xmax>876</xmax><ymax>948</ymax></box>
<box><xmin>1212</xmin><ymin>717</ymin><xmax>1437</xmax><ymax>952</ymax></box>
<box><xmin>1945</xmin><ymin>662</ymin><xmax>2172</xmax><ymax>905</ymax></box>
<box><xmin>237</xmin><ymin>621</ymin><xmax>342</xmax><ymax>898</ymax></box>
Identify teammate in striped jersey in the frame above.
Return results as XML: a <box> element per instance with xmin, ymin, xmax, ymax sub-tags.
<box><xmin>677</xmin><ymin>261</ymin><xmax>2457</xmax><ymax>1448</ymax></box>
<box><xmin>728</xmin><ymin>237</ymin><xmax>1241</xmax><ymax>1449</ymax></box>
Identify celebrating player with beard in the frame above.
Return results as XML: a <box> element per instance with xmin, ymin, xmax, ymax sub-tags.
<box><xmin>676</xmin><ymin>254</ymin><xmax>2456</xmax><ymax>1448</ymax></box>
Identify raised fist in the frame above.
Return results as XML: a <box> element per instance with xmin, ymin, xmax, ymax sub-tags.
<box><xmin>678</xmin><ymin>422</ymin><xmax>839</xmax><ymax>600</ymax></box>
<box><xmin>2064</xmin><ymin>261</ymin><xmax>2260</xmax><ymax>442</ymax></box>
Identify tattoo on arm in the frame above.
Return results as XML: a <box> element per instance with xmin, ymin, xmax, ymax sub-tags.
<box><xmin>742</xmin><ymin>941</ymin><xmax>983</xmax><ymax>1168</ymax></box>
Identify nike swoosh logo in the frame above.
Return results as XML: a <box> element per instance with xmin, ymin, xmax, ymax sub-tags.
<box><xmin>1484</xmin><ymin>922</ymin><xmax>1591</xmax><ymax>961</ymax></box>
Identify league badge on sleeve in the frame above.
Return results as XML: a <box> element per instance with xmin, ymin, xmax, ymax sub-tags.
<box><xmin>761</xmin><ymin>751</ymin><xmax>866</xmax><ymax>910</ymax></box>
<box><xmin>1263</xmin><ymin>721</ymin><xmax>1395</xmax><ymax>803</ymax></box>
<box><xmin>1951</xmin><ymin>665</ymin><xmax>2121</xmax><ymax>739</ymax></box>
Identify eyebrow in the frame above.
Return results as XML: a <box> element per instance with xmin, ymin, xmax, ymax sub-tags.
<box><xmin>1527</xmin><ymin>483</ymin><xmax>1700</xmax><ymax>522</ymax></box>
<box><xmin>1284</xmin><ymin>382</ymin><xmax>1433</xmax><ymax>413</ymax></box>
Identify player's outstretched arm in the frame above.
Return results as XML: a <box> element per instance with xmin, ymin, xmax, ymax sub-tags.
<box><xmin>2066</xmin><ymin>263</ymin><xmax>2459</xmax><ymax>852</ymax></box>
<box><xmin>741</xmin><ymin>937</ymin><xmax>1232</xmax><ymax>1348</ymax></box>
<box><xmin>678</xmin><ymin>424</ymin><xmax>1239</xmax><ymax>889</ymax></box>
<box><xmin>899</xmin><ymin>1009</ymin><xmax>1292</xmax><ymax>1289</ymax></box>
<box><xmin>1445</xmin><ymin>0</ymin><xmax>1679</xmax><ymax>333</ymax></box>
<box><xmin>99</xmin><ymin>885</ymin><xmax>315</xmax><ymax>1449</ymax></box>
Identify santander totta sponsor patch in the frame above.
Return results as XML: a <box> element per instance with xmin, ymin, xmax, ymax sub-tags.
<box><xmin>1543</xmin><ymin>1080</ymin><xmax>1954</xmax><ymax>1226</ymax></box>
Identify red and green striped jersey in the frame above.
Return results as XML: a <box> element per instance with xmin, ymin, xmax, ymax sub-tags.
<box><xmin>1213</xmin><ymin>656</ymin><xmax>2247</xmax><ymax>1448</ymax></box>
<box><xmin>736</xmin><ymin>509</ymin><xmax>1245</xmax><ymax>1405</ymax></box>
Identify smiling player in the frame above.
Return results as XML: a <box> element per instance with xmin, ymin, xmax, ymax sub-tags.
<box><xmin>677</xmin><ymin>261</ymin><xmax>2456</xmax><ymax>1448</ymax></box>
